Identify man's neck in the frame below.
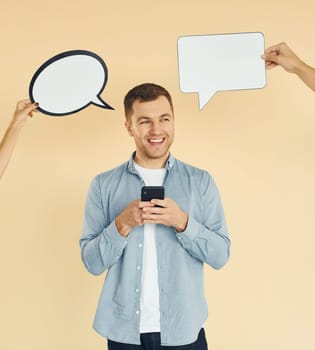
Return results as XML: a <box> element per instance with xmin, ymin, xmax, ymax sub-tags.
<box><xmin>134</xmin><ymin>153</ymin><xmax>169</xmax><ymax>169</ymax></box>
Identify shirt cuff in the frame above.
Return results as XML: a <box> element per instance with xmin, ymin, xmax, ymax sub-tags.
<box><xmin>175</xmin><ymin>216</ymin><xmax>200</xmax><ymax>249</ymax></box>
<box><xmin>103</xmin><ymin>220</ymin><xmax>129</xmax><ymax>253</ymax></box>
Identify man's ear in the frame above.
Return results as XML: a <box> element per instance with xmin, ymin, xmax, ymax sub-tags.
<box><xmin>125</xmin><ymin>120</ymin><xmax>133</xmax><ymax>136</ymax></box>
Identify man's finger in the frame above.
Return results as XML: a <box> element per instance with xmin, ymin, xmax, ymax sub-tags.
<box><xmin>143</xmin><ymin>219</ymin><xmax>159</xmax><ymax>224</ymax></box>
<box><xmin>143</xmin><ymin>206</ymin><xmax>163</xmax><ymax>215</ymax></box>
<box><xmin>139</xmin><ymin>201</ymin><xmax>155</xmax><ymax>209</ymax></box>
<box><xmin>150</xmin><ymin>199</ymin><xmax>167</xmax><ymax>207</ymax></box>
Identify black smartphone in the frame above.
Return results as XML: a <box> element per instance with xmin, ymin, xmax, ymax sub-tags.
<box><xmin>141</xmin><ymin>186</ymin><xmax>165</xmax><ymax>202</ymax></box>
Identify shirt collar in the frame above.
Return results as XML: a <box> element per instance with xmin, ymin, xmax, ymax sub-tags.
<box><xmin>127</xmin><ymin>151</ymin><xmax>175</xmax><ymax>175</ymax></box>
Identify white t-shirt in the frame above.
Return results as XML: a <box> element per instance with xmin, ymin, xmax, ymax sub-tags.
<box><xmin>134</xmin><ymin>162</ymin><xmax>166</xmax><ymax>333</ymax></box>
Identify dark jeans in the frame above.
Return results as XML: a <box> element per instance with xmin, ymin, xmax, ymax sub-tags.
<box><xmin>108</xmin><ymin>328</ymin><xmax>208</xmax><ymax>350</ymax></box>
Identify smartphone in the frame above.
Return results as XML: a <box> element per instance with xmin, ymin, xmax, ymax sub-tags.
<box><xmin>141</xmin><ymin>186</ymin><xmax>165</xmax><ymax>202</ymax></box>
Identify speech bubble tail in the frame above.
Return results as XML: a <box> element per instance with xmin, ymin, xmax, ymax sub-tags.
<box><xmin>198</xmin><ymin>89</ymin><xmax>216</xmax><ymax>110</ymax></box>
<box><xmin>92</xmin><ymin>96</ymin><xmax>114</xmax><ymax>110</ymax></box>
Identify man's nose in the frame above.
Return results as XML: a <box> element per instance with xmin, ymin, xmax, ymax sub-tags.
<box><xmin>149</xmin><ymin>121</ymin><xmax>162</xmax><ymax>134</ymax></box>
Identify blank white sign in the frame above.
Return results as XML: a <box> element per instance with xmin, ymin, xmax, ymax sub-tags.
<box><xmin>29</xmin><ymin>50</ymin><xmax>114</xmax><ymax>116</ymax></box>
<box><xmin>177</xmin><ymin>32</ymin><xmax>266</xmax><ymax>109</ymax></box>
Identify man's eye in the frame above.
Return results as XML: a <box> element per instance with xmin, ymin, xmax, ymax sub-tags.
<box><xmin>140</xmin><ymin>120</ymin><xmax>149</xmax><ymax>124</ymax></box>
<box><xmin>161</xmin><ymin>118</ymin><xmax>170</xmax><ymax>122</ymax></box>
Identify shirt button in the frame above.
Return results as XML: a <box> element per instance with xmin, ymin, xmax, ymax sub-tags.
<box><xmin>124</xmin><ymin>241</ymin><xmax>127</xmax><ymax>244</ymax></box>
<box><xmin>138</xmin><ymin>243</ymin><xmax>142</xmax><ymax>248</ymax></box>
<box><xmin>137</xmin><ymin>266</ymin><xmax>141</xmax><ymax>270</ymax></box>
<box><xmin>136</xmin><ymin>310</ymin><xmax>140</xmax><ymax>315</ymax></box>
<box><xmin>135</xmin><ymin>288</ymin><xmax>140</xmax><ymax>293</ymax></box>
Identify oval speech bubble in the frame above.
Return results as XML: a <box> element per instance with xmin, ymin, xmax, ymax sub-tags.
<box><xmin>29</xmin><ymin>50</ymin><xmax>114</xmax><ymax>116</ymax></box>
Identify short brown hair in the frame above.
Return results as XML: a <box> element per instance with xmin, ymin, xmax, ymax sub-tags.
<box><xmin>124</xmin><ymin>83</ymin><xmax>174</xmax><ymax>119</ymax></box>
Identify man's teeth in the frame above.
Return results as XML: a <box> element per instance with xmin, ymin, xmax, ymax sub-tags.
<box><xmin>149</xmin><ymin>139</ymin><xmax>163</xmax><ymax>143</ymax></box>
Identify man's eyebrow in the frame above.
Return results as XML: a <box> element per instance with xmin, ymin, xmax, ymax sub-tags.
<box><xmin>160</xmin><ymin>113</ymin><xmax>171</xmax><ymax>118</ymax></box>
<box><xmin>137</xmin><ymin>114</ymin><xmax>171</xmax><ymax>121</ymax></box>
<box><xmin>137</xmin><ymin>116</ymin><xmax>151</xmax><ymax>121</ymax></box>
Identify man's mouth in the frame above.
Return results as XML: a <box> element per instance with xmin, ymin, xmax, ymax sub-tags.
<box><xmin>147</xmin><ymin>138</ymin><xmax>165</xmax><ymax>145</ymax></box>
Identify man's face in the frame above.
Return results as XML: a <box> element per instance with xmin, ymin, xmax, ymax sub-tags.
<box><xmin>125</xmin><ymin>95</ymin><xmax>175</xmax><ymax>166</ymax></box>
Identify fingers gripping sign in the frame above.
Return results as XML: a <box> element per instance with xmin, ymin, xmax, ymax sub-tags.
<box><xmin>13</xmin><ymin>100</ymin><xmax>39</xmax><ymax>123</ymax></box>
<box><xmin>263</xmin><ymin>42</ymin><xmax>305</xmax><ymax>73</ymax></box>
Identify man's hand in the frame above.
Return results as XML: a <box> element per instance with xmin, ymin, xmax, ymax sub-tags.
<box><xmin>115</xmin><ymin>200</ymin><xmax>154</xmax><ymax>237</ymax></box>
<box><xmin>141</xmin><ymin>197</ymin><xmax>188</xmax><ymax>232</ymax></box>
<box><xmin>262</xmin><ymin>42</ymin><xmax>306</xmax><ymax>74</ymax></box>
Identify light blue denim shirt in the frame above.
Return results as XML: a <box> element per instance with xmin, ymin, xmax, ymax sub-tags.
<box><xmin>80</xmin><ymin>153</ymin><xmax>230</xmax><ymax>346</ymax></box>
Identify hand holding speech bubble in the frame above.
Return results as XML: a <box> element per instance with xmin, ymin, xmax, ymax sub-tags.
<box><xmin>29</xmin><ymin>50</ymin><xmax>114</xmax><ymax>116</ymax></box>
<box><xmin>177</xmin><ymin>32</ymin><xmax>266</xmax><ymax>110</ymax></box>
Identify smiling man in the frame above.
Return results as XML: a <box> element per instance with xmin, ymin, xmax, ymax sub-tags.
<box><xmin>80</xmin><ymin>83</ymin><xmax>230</xmax><ymax>350</ymax></box>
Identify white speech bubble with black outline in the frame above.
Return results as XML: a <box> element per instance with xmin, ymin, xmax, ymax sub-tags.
<box><xmin>177</xmin><ymin>32</ymin><xmax>266</xmax><ymax>110</ymax></box>
<box><xmin>29</xmin><ymin>50</ymin><xmax>114</xmax><ymax>116</ymax></box>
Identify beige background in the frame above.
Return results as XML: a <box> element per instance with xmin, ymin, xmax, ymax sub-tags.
<box><xmin>0</xmin><ymin>0</ymin><xmax>314</xmax><ymax>349</ymax></box>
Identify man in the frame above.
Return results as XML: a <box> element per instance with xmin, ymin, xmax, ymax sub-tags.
<box><xmin>0</xmin><ymin>100</ymin><xmax>38</xmax><ymax>179</ymax></box>
<box><xmin>80</xmin><ymin>83</ymin><xmax>230</xmax><ymax>349</ymax></box>
<box><xmin>263</xmin><ymin>42</ymin><xmax>315</xmax><ymax>92</ymax></box>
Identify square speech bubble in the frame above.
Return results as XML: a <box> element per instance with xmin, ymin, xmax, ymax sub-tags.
<box><xmin>177</xmin><ymin>32</ymin><xmax>266</xmax><ymax>110</ymax></box>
